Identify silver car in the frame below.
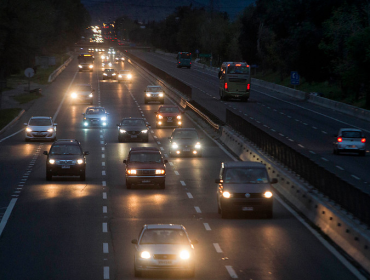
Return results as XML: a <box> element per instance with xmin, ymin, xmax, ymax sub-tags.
<box><xmin>131</xmin><ymin>224</ymin><xmax>196</xmax><ymax>277</ymax></box>
<box><xmin>82</xmin><ymin>106</ymin><xmax>109</xmax><ymax>127</ymax></box>
<box><xmin>333</xmin><ymin>128</ymin><xmax>366</xmax><ymax>156</ymax></box>
<box><xmin>144</xmin><ymin>85</ymin><xmax>165</xmax><ymax>104</ymax></box>
<box><xmin>24</xmin><ymin>116</ymin><xmax>57</xmax><ymax>142</ymax></box>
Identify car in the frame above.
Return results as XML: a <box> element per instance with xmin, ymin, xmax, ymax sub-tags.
<box><xmin>43</xmin><ymin>139</ymin><xmax>89</xmax><ymax>181</ymax></box>
<box><xmin>123</xmin><ymin>147</ymin><xmax>167</xmax><ymax>189</ymax></box>
<box><xmin>155</xmin><ymin>105</ymin><xmax>182</xmax><ymax>128</ymax></box>
<box><xmin>131</xmin><ymin>224</ymin><xmax>196</xmax><ymax>278</ymax></box>
<box><xmin>82</xmin><ymin>106</ymin><xmax>109</xmax><ymax>127</ymax></box>
<box><xmin>216</xmin><ymin>162</ymin><xmax>277</xmax><ymax>219</ymax></box>
<box><xmin>70</xmin><ymin>83</ymin><xmax>94</xmax><ymax>104</ymax></box>
<box><xmin>102</xmin><ymin>68</ymin><xmax>116</xmax><ymax>80</ymax></box>
<box><xmin>117</xmin><ymin>70</ymin><xmax>132</xmax><ymax>83</ymax></box>
<box><xmin>117</xmin><ymin>117</ymin><xmax>149</xmax><ymax>142</ymax></box>
<box><xmin>168</xmin><ymin>128</ymin><xmax>202</xmax><ymax>157</ymax></box>
<box><xmin>333</xmin><ymin>128</ymin><xmax>366</xmax><ymax>156</ymax></box>
<box><xmin>144</xmin><ymin>85</ymin><xmax>165</xmax><ymax>104</ymax></box>
<box><xmin>24</xmin><ymin>116</ymin><xmax>57</xmax><ymax>142</ymax></box>
<box><xmin>115</xmin><ymin>55</ymin><xmax>125</xmax><ymax>62</ymax></box>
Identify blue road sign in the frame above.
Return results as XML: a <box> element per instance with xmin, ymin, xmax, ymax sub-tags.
<box><xmin>291</xmin><ymin>71</ymin><xmax>300</xmax><ymax>85</ymax></box>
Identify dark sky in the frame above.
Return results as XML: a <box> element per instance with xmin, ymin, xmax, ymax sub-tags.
<box><xmin>81</xmin><ymin>0</ymin><xmax>256</xmax><ymax>23</ymax></box>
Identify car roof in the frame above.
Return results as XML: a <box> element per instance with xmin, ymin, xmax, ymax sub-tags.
<box><xmin>130</xmin><ymin>147</ymin><xmax>159</xmax><ymax>152</ymax></box>
<box><xmin>224</xmin><ymin>161</ymin><xmax>266</xmax><ymax>168</ymax></box>
<box><xmin>30</xmin><ymin>116</ymin><xmax>52</xmax><ymax>119</ymax></box>
<box><xmin>144</xmin><ymin>224</ymin><xmax>184</xmax><ymax>230</ymax></box>
<box><xmin>339</xmin><ymin>128</ymin><xmax>363</xmax><ymax>132</ymax></box>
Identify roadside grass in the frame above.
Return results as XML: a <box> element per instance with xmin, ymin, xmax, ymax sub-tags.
<box><xmin>0</xmin><ymin>108</ymin><xmax>22</xmax><ymax>130</ymax></box>
<box><xmin>12</xmin><ymin>92</ymin><xmax>43</xmax><ymax>104</ymax></box>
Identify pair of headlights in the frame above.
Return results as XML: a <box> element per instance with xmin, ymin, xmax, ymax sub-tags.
<box><xmin>127</xmin><ymin>169</ymin><xmax>165</xmax><ymax>175</ymax></box>
<box><xmin>120</xmin><ymin>129</ymin><xmax>147</xmax><ymax>134</ymax></box>
<box><xmin>26</xmin><ymin>128</ymin><xmax>54</xmax><ymax>133</ymax></box>
<box><xmin>157</xmin><ymin>115</ymin><xmax>181</xmax><ymax>120</ymax></box>
<box><xmin>171</xmin><ymin>142</ymin><xmax>201</xmax><ymax>149</ymax></box>
<box><xmin>146</xmin><ymin>93</ymin><xmax>164</xmax><ymax>97</ymax></box>
<box><xmin>49</xmin><ymin>159</ymin><xmax>84</xmax><ymax>164</ymax></box>
<box><xmin>222</xmin><ymin>191</ymin><xmax>273</xmax><ymax>198</ymax></box>
<box><xmin>140</xmin><ymin>250</ymin><xmax>190</xmax><ymax>260</ymax></box>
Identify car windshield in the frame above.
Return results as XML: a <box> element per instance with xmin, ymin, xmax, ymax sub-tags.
<box><xmin>159</xmin><ymin>107</ymin><xmax>180</xmax><ymax>113</ymax></box>
<box><xmin>140</xmin><ymin>229</ymin><xmax>189</xmax><ymax>244</ymax></box>
<box><xmin>227</xmin><ymin>65</ymin><xmax>250</xmax><ymax>74</ymax></box>
<box><xmin>172</xmin><ymin>130</ymin><xmax>198</xmax><ymax>139</ymax></box>
<box><xmin>104</xmin><ymin>69</ymin><xmax>114</xmax><ymax>72</ymax></box>
<box><xmin>76</xmin><ymin>86</ymin><xmax>91</xmax><ymax>91</ymax></box>
<box><xmin>147</xmin><ymin>87</ymin><xmax>162</xmax><ymax>92</ymax></box>
<box><xmin>86</xmin><ymin>108</ymin><xmax>105</xmax><ymax>114</ymax></box>
<box><xmin>29</xmin><ymin>119</ymin><xmax>52</xmax><ymax>126</ymax></box>
<box><xmin>129</xmin><ymin>153</ymin><xmax>162</xmax><ymax>163</ymax></box>
<box><xmin>50</xmin><ymin>145</ymin><xmax>81</xmax><ymax>155</ymax></box>
<box><xmin>224</xmin><ymin>168</ymin><xmax>269</xmax><ymax>184</ymax></box>
<box><xmin>342</xmin><ymin>131</ymin><xmax>362</xmax><ymax>138</ymax></box>
<box><xmin>122</xmin><ymin>119</ymin><xmax>146</xmax><ymax>126</ymax></box>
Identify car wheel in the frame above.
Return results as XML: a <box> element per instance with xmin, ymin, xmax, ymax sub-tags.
<box><xmin>144</xmin><ymin>136</ymin><xmax>149</xmax><ymax>143</ymax></box>
<box><xmin>265</xmin><ymin>210</ymin><xmax>273</xmax><ymax>219</ymax></box>
<box><xmin>159</xmin><ymin>182</ymin><xmax>165</xmax><ymax>189</ymax></box>
<box><xmin>241</xmin><ymin>97</ymin><xmax>249</xmax><ymax>102</ymax></box>
<box><xmin>217</xmin><ymin>204</ymin><xmax>221</xmax><ymax>214</ymax></box>
<box><xmin>221</xmin><ymin>209</ymin><xmax>229</xmax><ymax>219</ymax></box>
<box><xmin>360</xmin><ymin>151</ymin><xmax>366</xmax><ymax>156</ymax></box>
<box><xmin>25</xmin><ymin>138</ymin><xmax>30</xmax><ymax>142</ymax></box>
<box><xmin>46</xmin><ymin>171</ymin><xmax>52</xmax><ymax>181</ymax></box>
<box><xmin>80</xmin><ymin>171</ymin><xmax>86</xmax><ymax>181</ymax></box>
<box><xmin>126</xmin><ymin>180</ymin><xmax>132</xmax><ymax>189</ymax></box>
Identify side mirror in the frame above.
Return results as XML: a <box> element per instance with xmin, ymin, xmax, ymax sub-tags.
<box><xmin>84</xmin><ymin>151</ymin><xmax>89</xmax><ymax>155</ymax></box>
<box><xmin>164</xmin><ymin>159</ymin><xmax>168</xmax><ymax>164</ymax></box>
<box><xmin>271</xmin><ymin>178</ymin><xmax>278</xmax><ymax>184</ymax></box>
<box><xmin>215</xmin><ymin>179</ymin><xmax>221</xmax><ymax>183</ymax></box>
<box><xmin>131</xmin><ymin>239</ymin><xmax>138</xmax><ymax>244</ymax></box>
<box><xmin>54</xmin><ymin>123</ymin><xmax>58</xmax><ymax>126</ymax></box>
<box><xmin>123</xmin><ymin>160</ymin><xmax>127</xmax><ymax>164</ymax></box>
<box><xmin>24</xmin><ymin>123</ymin><xmax>28</xmax><ymax>126</ymax></box>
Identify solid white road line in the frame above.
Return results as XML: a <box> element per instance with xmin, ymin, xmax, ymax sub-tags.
<box><xmin>213</xmin><ymin>243</ymin><xmax>223</xmax><ymax>253</ymax></box>
<box><xmin>203</xmin><ymin>223</ymin><xmax>211</xmax><ymax>231</ymax></box>
<box><xmin>0</xmin><ymin>129</ymin><xmax>25</xmax><ymax>143</ymax></box>
<box><xmin>0</xmin><ymin>198</ymin><xmax>17</xmax><ymax>237</ymax></box>
<box><xmin>187</xmin><ymin>192</ymin><xmax>193</xmax><ymax>199</ymax></box>
<box><xmin>194</xmin><ymin>206</ymin><xmax>201</xmax><ymax>213</ymax></box>
<box><xmin>225</xmin><ymin>266</ymin><xmax>238</xmax><ymax>278</ymax></box>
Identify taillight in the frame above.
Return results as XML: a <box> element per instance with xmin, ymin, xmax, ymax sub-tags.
<box><xmin>337</xmin><ymin>137</ymin><xmax>342</xmax><ymax>142</ymax></box>
<box><xmin>361</xmin><ymin>138</ymin><xmax>366</xmax><ymax>143</ymax></box>
<box><xmin>247</xmin><ymin>84</ymin><xmax>250</xmax><ymax>90</ymax></box>
<box><xmin>225</xmin><ymin>83</ymin><xmax>228</xmax><ymax>90</ymax></box>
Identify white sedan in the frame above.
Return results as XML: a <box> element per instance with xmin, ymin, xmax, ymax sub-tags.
<box><xmin>24</xmin><ymin>116</ymin><xmax>57</xmax><ymax>142</ymax></box>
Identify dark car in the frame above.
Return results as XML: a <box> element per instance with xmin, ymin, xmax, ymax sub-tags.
<box><xmin>216</xmin><ymin>162</ymin><xmax>277</xmax><ymax>219</ymax></box>
<box><xmin>117</xmin><ymin>117</ymin><xmax>149</xmax><ymax>142</ymax></box>
<box><xmin>70</xmin><ymin>83</ymin><xmax>94</xmax><ymax>104</ymax></box>
<box><xmin>102</xmin><ymin>68</ymin><xmax>116</xmax><ymax>80</ymax></box>
<box><xmin>155</xmin><ymin>105</ymin><xmax>182</xmax><ymax>128</ymax></box>
<box><xmin>43</xmin><ymin>139</ymin><xmax>89</xmax><ymax>181</ymax></box>
<box><xmin>123</xmin><ymin>147</ymin><xmax>168</xmax><ymax>189</ymax></box>
<box><xmin>144</xmin><ymin>85</ymin><xmax>164</xmax><ymax>104</ymax></box>
<box><xmin>168</xmin><ymin>128</ymin><xmax>202</xmax><ymax>157</ymax></box>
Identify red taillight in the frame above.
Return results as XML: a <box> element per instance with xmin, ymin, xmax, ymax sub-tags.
<box><xmin>225</xmin><ymin>83</ymin><xmax>228</xmax><ymax>90</ymax></box>
<box><xmin>247</xmin><ymin>84</ymin><xmax>250</xmax><ymax>90</ymax></box>
<box><xmin>178</xmin><ymin>62</ymin><xmax>181</xmax><ymax>63</ymax></box>
<box><xmin>190</xmin><ymin>62</ymin><xmax>191</xmax><ymax>64</ymax></box>
<box><xmin>337</xmin><ymin>137</ymin><xmax>342</xmax><ymax>142</ymax></box>
<box><xmin>361</xmin><ymin>138</ymin><xmax>366</xmax><ymax>143</ymax></box>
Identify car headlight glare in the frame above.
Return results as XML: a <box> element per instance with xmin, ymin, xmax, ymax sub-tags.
<box><xmin>77</xmin><ymin>159</ymin><xmax>84</xmax><ymax>164</ymax></box>
<box><xmin>180</xmin><ymin>250</ymin><xmax>190</xmax><ymax>260</ymax></box>
<box><xmin>71</xmin><ymin>93</ymin><xmax>77</xmax><ymax>98</ymax></box>
<box><xmin>118</xmin><ymin>75</ymin><xmax>122</xmax><ymax>78</ymax></box>
<box><xmin>159</xmin><ymin>93</ymin><xmax>164</xmax><ymax>97</ymax></box>
<box><xmin>264</xmin><ymin>191</ymin><xmax>273</xmax><ymax>198</ymax></box>
<box><xmin>47</xmin><ymin>128</ymin><xmax>54</xmax><ymax>132</ymax></box>
<box><xmin>141</xmin><ymin>130</ymin><xmax>148</xmax><ymax>133</ymax></box>
<box><xmin>120</xmin><ymin>129</ymin><xmax>126</xmax><ymax>133</ymax></box>
<box><xmin>155</xmin><ymin>169</ymin><xmax>165</xmax><ymax>174</ymax></box>
<box><xmin>172</xmin><ymin>143</ymin><xmax>178</xmax><ymax>149</ymax></box>
<box><xmin>78</xmin><ymin>65</ymin><xmax>82</xmax><ymax>68</ymax></box>
<box><xmin>127</xmin><ymin>74</ymin><xmax>132</xmax><ymax>79</ymax></box>
<box><xmin>112</xmin><ymin>73</ymin><xmax>116</xmax><ymax>76</ymax></box>
<box><xmin>103</xmin><ymin>73</ymin><xmax>107</xmax><ymax>76</ymax></box>
<box><xmin>89</xmin><ymin>93</ymin><xmax>93</xmax><ymax>98</ymax></box>
<box><xmin>146</xmin><ymin>93</ymin><xmax>151</xmax><ymax>97</ymax></box>
<box><xmin>141</xmin><ymin>251</ymin><xmax>151</xmax><ymax>259</ymax></box>
<box><xmin>195</xmin><ymin>142</ymin><xmax>201</xmax><ymax>149</ymax></box>
<box><xmin>158</xmin><ymin>115</ymin><xmax>163</xmax><ymax>119</ymax></box>
<box><xmin>128</xmin><ymin>169</ymin><xmax>137</xmax><ymax>175</ymax></box>
<box><xmin>101</xmin><ymin>117</ymin><xmax>107</xmax><ymax>121</ymax></box>
<box><xmin>89</xmin><ymin>65</ymin><xmax>93</xmax><ymax>68</ymax></box>
<box><xmin>49</xmin><ymin>159</ymin><xmax>55</xmax><ymax>164</ymax></box>
<box><xmin>26</xmin><ymin>127</ymin><xmax>32</xmax><ymax>132</ymax></box>
<box><xmin>177</xmin><ymin>115</ymin><xmax>181</xmax><ymax>119</ymax></box>
<box><xmin>222</xmin><ymin>191</ymin><xmax>232</xmax><ymax>198</ymax></box>
<box><xmin>84</xmin><ymin>122</ymin><xmax>88</xmax><ymax>126</ymax></box>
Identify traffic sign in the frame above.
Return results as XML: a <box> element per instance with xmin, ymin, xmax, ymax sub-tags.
<box><xmin>291</xmin><ymin>71</ymin><xmax>300</xmax><ymax>85</ymax></box>
<box><xmin>24</xmin><ymin>68</ymin><xmax>35</xmax><ymax>78</ymax></box>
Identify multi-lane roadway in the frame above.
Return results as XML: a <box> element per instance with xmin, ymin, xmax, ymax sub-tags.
<box><xmin>0</xmin><ymin>52</ymin><xmax>364</xmax><ymax>279</ymax></box>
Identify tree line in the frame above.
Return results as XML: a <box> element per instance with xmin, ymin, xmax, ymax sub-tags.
<box><xmin>116</xmin><ymin>0</ymin><xmax>370</xmax><ymax>107</ymax></box>
<box><xmin>0</xmin><ymin>0</ymin><xmax>90</xmax><ymax>81</ymax></box>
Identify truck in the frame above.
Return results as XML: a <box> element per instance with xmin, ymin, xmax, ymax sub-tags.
<box><xmin>77</xmin><ymin>53</ymin><xmax>94</xmax><ymax>72</ymax></box>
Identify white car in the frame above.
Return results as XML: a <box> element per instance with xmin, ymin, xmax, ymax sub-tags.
<box><xmin>24</xmin><ymin>116</ymin><xmax>57</xmax><ymax>142</ymax></box>
<box><xmin>333</xmin><ymin>128</ymin><xmax>366</xmax><ymax>156</ymax></box>
<box><xmin>82</xmin><ymin>107</ymin><xmax>109</xmax><ymax>127</ymax></box>
<box><xmin>131</xmin><ymin>224</ymin><xmax>196</xmax><ymax>277</ymax></box>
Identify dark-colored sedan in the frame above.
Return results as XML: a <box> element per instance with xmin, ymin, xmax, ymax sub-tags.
<box><xmin>216</xmin><ymin>161</ymin><xmax>277</xmax><ymax>219</ymax></box>
<box><xmin>117</xmin><ymin>117</ymin><xmax>149</xmax><ymax>142</ymax></box>
<box><xmin>102</xmin><ymin>68</ymin><xmax>116</xmax><ymax>80</ymax></box>
<box><xmin>168</xmin><ymin>128</ymin><xmax>202</xmax><ymax>157</ymax></box>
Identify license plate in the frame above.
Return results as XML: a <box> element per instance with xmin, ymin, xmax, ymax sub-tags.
<box><xmin>62</xmin><ymin>165</ymin><xmax>70</xmax><ymax>169</ymax></box>
<box><xmin>158</xmin><ymin>260</ymin><xmax>173</xmax><ymax>265</ymax></box>
<box><xmin>142</xmin><ymin>180</ymin><xmax>151</xmax><ymax>183</ymax></box>
<box><xmin>183</xmin><ymin>148</ymin><xmax>190</xmax><ymax>152</ymax></box>
<box><xmin>131</xmin><ymin>135</ymin><xmax>137</xmax><ymax>138</ymax></box>
<box><xmin>36</xmin><ymin>132</ymin><xmax>43</xmax><ymax>136</ymax></box>
<box><xmin>167</xmin><ymin>119</ymin><xmax>173</xmax><ymax>122</ymax></box>
<box><xmin>242</xmin><ymin>207</ymin><xmax>253</xmax><ymax>211</ymax></box>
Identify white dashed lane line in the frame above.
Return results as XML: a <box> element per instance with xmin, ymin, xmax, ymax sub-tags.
<box><xmin>103</xmin><ymin>206</ymin><xmax>107</xmax><ymax>213</ymax></box>
<box><xmin>169</xmin><ymin>162</ymin><xmax>174</xmax><ymax>166</ymax></box>
<box><xmin>102</xmin><ymin>162</ymin><xmax>105</xmax><ymax>167</ymax></box>
<box><xmin>102</xmin><ymin>154</ymin><xmax>105</xmax><ymax>158</ymax></box>
<box><xmin>180</xmin><ymin>181</ymin><xmax>186</xmax><ymax>186</ymax></box>
<box><xmin>102</xmin><ymin>222</ymin><xmax>108</xmax><ymax>233</ymax></box>
<box><xmin>309</xmin><ymin>151</ymin><xmax>316</xmax><ymax>154</ymax></box>
<box><xmin>102</xmin><ymin>171</ymin><xmax>106</xmax><ymax>176</ymax></box>
<box><xmin>103</xmin><ymin>266</ymin><xmax>109</xmax><ymax>279</ymax></box>
<box><xmin>226</xmin><ymin>266</ymin><xmax>238</xmax><ymax>278</ymax></box>
<box><xmin>203</xmin><ymin>223</ymin><xmax>211</xmax><ymax>231</ymax></box>
<box><xmin>336</xmin><ymin>166</ymin><xmax>344</xmax><ymax>170</ymax></box>
<box><xmin>187</xmin><ymin>192</ymin><xmax>193</xmax><ymax>199</ymax></box>
<box><xmin>213</xmin><ymin>243</ymin><xmax>223</xmax><ymax>253</ymax></box>
<box><xmin>102</xmin><ymin>181</ymin><xmax>106</xmax><ymax>186</ymax></box>
<box><xmin>103</xmin><ymin>193</ymin><xmax>107</xmax><ymax>199</ymax></box>
<box><xmin>352</xmin><ymin>175</ymin><xmax>360</xmax><ymax>180</ymax></box>
<box><xmin>174</xmin><ymin>171</ymin><xmax>179</xmax><ymax>175</ymax></box>
<box><xmin>321</xmin><ymin>158</ymin><xmax>328</xmax><ymax>161</ymax></box>
<box><xmin>194</xmin><ymin>206</ymin><xmax>201</xmax><ymax>213</ymax></box>
<box><xmin>103</xmin><ymin>243</ymin><xmax>109</xmax><ymax>253</ymax></box>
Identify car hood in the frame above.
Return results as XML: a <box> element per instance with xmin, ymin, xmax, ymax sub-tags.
<box><xmin>76</xmin><ymin>91</ymin><xmax>91</xmax><ymax>95</ymax></box>
<box><xmin>171</xmin><ymin>139</ymin><xmax>199</xmax><ymax>145</ymax></box>
<box><xmin>48</xmin><ymin>155</ymin><xmax>83</xmax><ymax>160</ymax></box>
<box><xmin>28</xmin><ymin>125</ymin><xmax>53</xmax><ymax>131</ymax></box>
<box><xmin>85</xmin><ymin>114</ymin><xmax>107</xmax><ymax>119</ymax></box>
<box><xmin>158</xmin><ymin>113</ymin><xmax>180</xmax><ymax>117</ymax></box>
<box><xmin>222</xmin><ymin>183</ymin><xmax>271</xmax><ymax>193</ymax></box>
<box><xmin>127</xmin><ymin>162</ymin><xmax>165</xmax><ymax>169</ymax></box>
<box><xmin>137</xmin><ymin>244</ymin><xmax>193</xmax><ymax>254</ymax></box>
<box><xmin>119</xmin><ymin>125</ymin><xmax>147</xmax><ymax>131</ymax></box>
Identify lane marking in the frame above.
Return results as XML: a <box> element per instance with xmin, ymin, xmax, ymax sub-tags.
<box><xmin>351</xmin><ymin>175</ymin><xmax>360</xmax><ymax>180</ymax></box>
<box><xmin>336</xmin><ymin>166</ymin><xmax>344</xmax><ymax>170</ymax></box>
<box><xmin>225</xmin><ymin>266</ymin><xmax>238</xmax><ymax>278</ymax></box>
<box><xmin>102</xmin><ymin>147</ymin><xmax>105</xmax><ymax>151</ymax></box>
<box><xmin>0</xmin><ymin>129</ymin><xmax>25</xmax><ymax>143</ymax></box>
<box><xmin>174</xmin><ymin>171</ymin><xmax>179</xmax><ymax>175</ymax></box>
<box><xmin>102</xmin><ymin>171</ymin><xmax>106</xmax><ymax>176</ymax></box>
<box><xmin>102</xmin><ymin>223</ymin><xmax>108</xmax><ymax>233</ymax></box>
<box><xmin>157</xmin><ymin>141</ymin><xmax>161</xmax><ymax>144</ymax></box>
<box><xmin>0</xmin><ymin>199</ymin><xmax>17</xmax><ymax>237</ymax></box>
<box><xmin>102</xmin><ymin>154</ymin><xmax>105</xmax><ymax>158</ymax></box>
<box><xmin>187</xmin><ymin>192</ymin><xmax>193</xmax><ymax>199</ymax></box>
<box><xmin>104</xmin><ymin>266</ymin><xmax>109</xmax><ymax>279</ymax></box>
<box><xmin>213</xmin><ymin>243</ymin><xmax>223</xmax><ymax>253</ymax></box>
<box><xmin>180</xmin><ymin>181</ymin><xmax>186</xmax><ymax>186</ymax></box>
<box><xmin>103</xmin><ymin>243</ymin><xmax>109</xmax><ymax>253</ymax></box>
<box><xmin>102</xmin><ymin>162</ymin><xmax>105</xmax><ymax>167</ymax></box>
<box><xmin>203</xmin><ymin>223</ymin><xmax>211</xmax><ymax>231</ymax></box>
<box><xmin>169</xmin><ymin>162</ymin><xmax>174</xmax><ymax>166</ymax></box>
<box><xmin>321</xmin><ymin>158</ymin><xmax>328</xmax><ymax>161</ymax></box>
<box><xmin>309</xmin><ymin>151</ymin><xmax>316</xmax><ymax>154</ymax></box>
<box><xmin>160</xmin><ymin>147</ymin><xmax>164</xmax><ymax>151</ymax></box>
<box><xmin>298</xmin><ymin>144</ymin><xmax>304</xmax><ymax>148</ymax></box>
<box><xmin>100</xmin><ymin>141</ymin><xmax>104</xmax><ymax>145</ymax></box>
<box><xmin>194</xmin><ymin>206</ymin><xmax>201</xmax><ymax>213</ymax></box>
<box><xmin>102</xmin><ymin>181</ymin><xmax>106</xmax><ymax>186</ymax></box>
<box><xmin>103</xmin><ymin>206</ymin><xmax>107</xmax><ymax>213</ymax></box>
<box><xmin>103</xmin><ymin>192</ymin><xmax>107</xmax><ymax>199</ymax></box>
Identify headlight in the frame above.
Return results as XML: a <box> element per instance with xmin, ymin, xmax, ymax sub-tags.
<box><xmin>127</xmin><ymin>169</ymin><xmax>137</xmax><ymax>175</ymax></box>
<box><xmin>180</xmin><ymin>250</ymin><xmax>190</xmax><ymax>260</ymax></box>
<box><xmin>101</xmin><ymin>116</ymin><xmax>107</xmax><ymax>121</ymax></box>
<box><xmin>141</xmin><ymin>130</ymin><xmax>148</xmax><ymax>133</ymax></box>
<box><xmin>89</xmin><ymin>65</ymin><xmax>93</xmax><ymax>68</ymax></box>
<box><xmin>112</xmin><ymin>73</ymin><xmax>116</xmax><ymax>76</ymax></box>
<box><xmin>195</xmin><ymin>142</ymin><xmax>201</xmax><ymax>149</ymax></box>
<box><xmin>78</xmin><ymin>65</ymin><xmax>82</xmax><ymax>68</ymax></box>
<box><xmin>120</xmin><ymin>129</ymin><xmax>126</xmax><ymax>133</ymax></box>
<box><xmin>47</xmin><ymin>128</ymin><xmax>54</xmax><ymax>133</ymax></box>
<box><xmin>146</xmin><ymin>93</ymin><xmax>151</xmax><ymax>97</ymax></box>
<box><xmin>89</xmin><ymin>93</ymin><xmax>93</xmax><ymax>98</ymax></box>
<box><xmin>140</xmin><ymin>251</ymin><xmax>151</xmax><ymax>259</ymax></box>
<box><xmin>84</xmin><ymin>122</ymin><xmax>88</xmax><ymax>126</ymax></box>
<box><xmin>77</xmin><ymin>159</ymin><xmax>84</xmax><ymax>164</ymax></box>
<box><xmin>155</xmin><ymin>169</ymin><xmax>165</xmax><ymax>174</ymax></box>
<box><xmin>26</xmin><ymin>127</ymin><xmax>32</xmax><ymax>132</ymax></box>
<box><xmin>71</xmin><ymin>93</ymin><xmax>77</xmax><ymax>98</ymax></box>
<box><xmin>108</xmin><ymin>63</ymin><xmax>112</xmax><ymax>66</ymax></box>
<box><xmin>158</xmin><ymin>115</ymin><xmax>163</xmax><ymax>119</ymax></box>
<box><xmin>159</xmin><ymin>93</ymin><xmax>164</xmax><ymax>97</ymax></box>
<box><xmin>172</xmin><ymin>143</ymin><xmax>178</xmax><ymax>149</ymax></box>
<box><xmin>103</xmin><ymin>73</ymin><xmax>107</xmax><ymax>76</ymax></box>
<box><xmin>177</xmin><ymin>115</ymin><xmax>181</xmax><ymax>119</ymax></box>
<box><xmin>264</xmin><ymin>191</ymin><xmax>273</xmax><ymax>198</ymax></box>
<box><xmin>49</xmin><ymin>159</ymin><xmax>55</xmax><ymax>164</ymax></box>
<box><xmin>127</xmin><ymin>74</ymin><xmax>132</xmax><ymax>79</ymax></box>
<box><xmin>118</xmin><ymin>75</ymin><xmax>122</xmax><ymax>78</ymax></box>
<box><xmin>101</xmin><ymin>55</ymin><xmax>105</xmax><ymax>59</ymax></box>
<box><xmin>222</xmin><ymin>191</ymin><xmax>232</xmax><ymax>198</ymax></box>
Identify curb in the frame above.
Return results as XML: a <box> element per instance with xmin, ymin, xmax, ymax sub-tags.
<box><xmin>0</xmin><ymin>109</ymin><xmax>25</xmax><ymax>135</ymax></box>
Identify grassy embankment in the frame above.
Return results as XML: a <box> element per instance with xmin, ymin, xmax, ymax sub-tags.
<box><xmin>0</xmin><ymin>108</ymin><xmax>23</xmax><ymax>130</ymax></box>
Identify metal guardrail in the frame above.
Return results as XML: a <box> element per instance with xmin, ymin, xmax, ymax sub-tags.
<box><xmin>48</xmin><ymin>56</ymin><xmax>73</xmax><ymax>83</ymax></box>
<box><xmin>225</xmin><ymin>109</ymin><xmax>370</xmax><ymax>225</ymax></box>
